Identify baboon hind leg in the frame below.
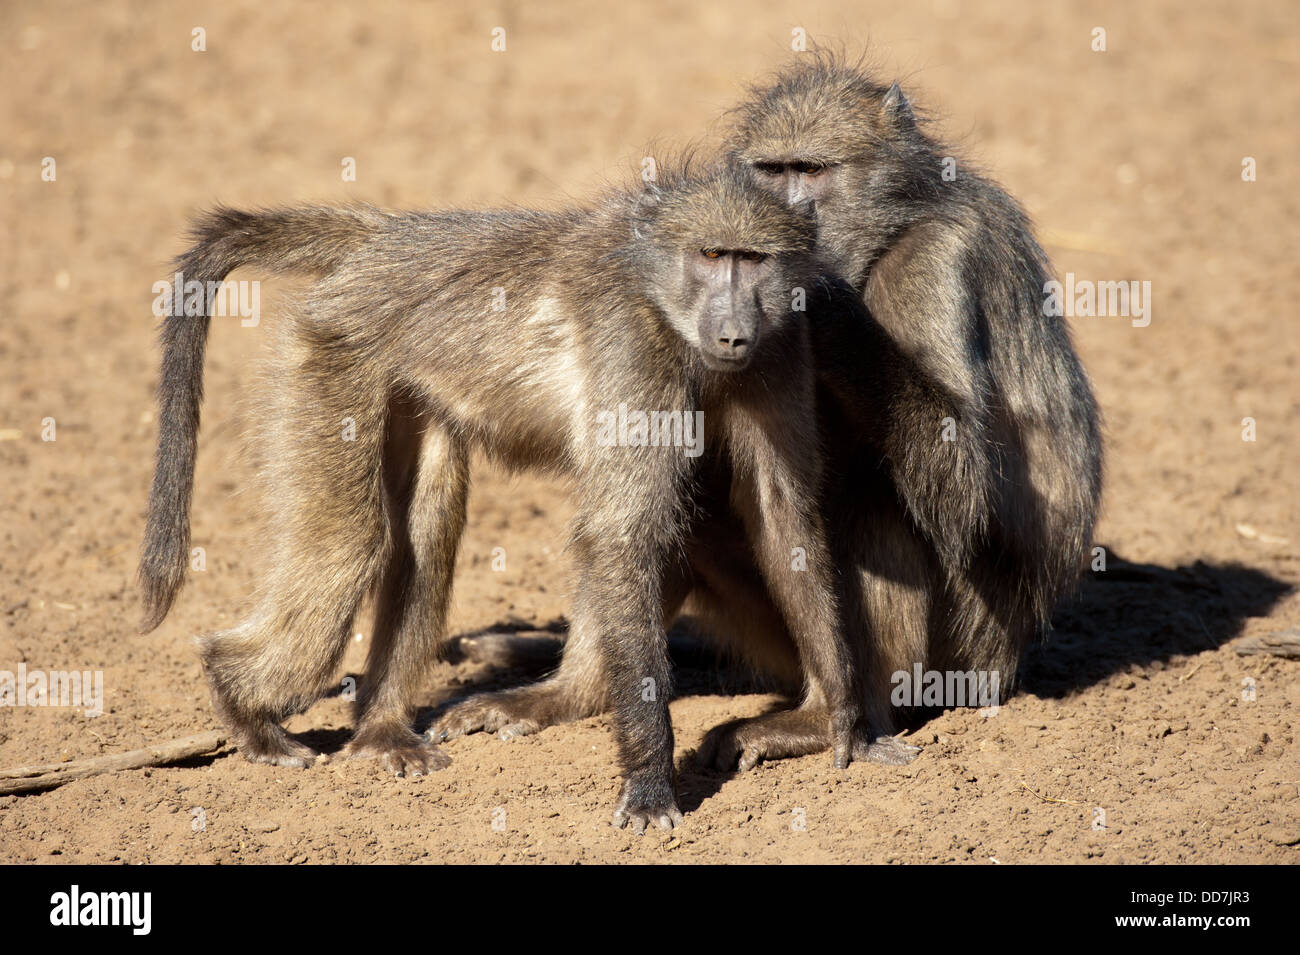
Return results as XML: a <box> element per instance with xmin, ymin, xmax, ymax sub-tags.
<box><xmin>692</xmin><ymin>488</ymin><xmax>928</xmax><ymax>772</ymax></box>
<box><xmin>430</xmin><ymin>545</ymin><xmax>694</xmax><ymax>743</ymax></box>
<box><xmin>344</xmin><ymin>404</ymin><xmax>468</xmax><ymax>776</ymax></box>
<box><xmin>697</xmin><ymin>704</ymin><xmax>920</xmax><ymax>772</ymax></box>
<box><xmin>430</xmin><ymin>653</ymin><xmax>607</xmax><ymax>742</ymax></box>
<box><xmin>199</xmin><ymin>348</ymin><xmax>391</xmax><ymax>768</ymax></box>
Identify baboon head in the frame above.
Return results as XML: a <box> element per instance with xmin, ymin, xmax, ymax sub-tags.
<box><xmin>726</xmin><ymin>53</ymin><xmax>945</xmax><ymax>283</ymax></box>
<box><xmin>630</xmin><ymin>166</ymin><xmax>817</xmax><ymax>372</ymax></box>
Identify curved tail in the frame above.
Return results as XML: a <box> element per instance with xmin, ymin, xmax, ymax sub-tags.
<box><xmin>139</xmin><ymin>205</ymin><xmax>385</xmax><ymax>631</ymax></box>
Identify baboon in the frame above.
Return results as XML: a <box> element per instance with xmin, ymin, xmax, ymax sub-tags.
<box><xmin>139</xmin><ymin>165</ymin><xmax>861</xmax><ymax>830</ymax></box>
<box><xmin>436</xmin><ymin>54</ymin><xmax>1103</xmax><ymax>770</ymax></box>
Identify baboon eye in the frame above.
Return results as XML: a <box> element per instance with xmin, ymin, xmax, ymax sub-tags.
<box><xmin>793</xmin><ymin>161</ymin><xmax>829</xmax><ymax>176</ymax></box>
<box><xmin>701</xmin><ymin>248</ymin><xmax>722</xmax><ymax>259</ymax></box>
<box><xmin>753</xmin><ymin>161</ymin><xmax>786</xmax><ymax>176</ymax></box>
<box><xmin>737</xmin><ymin>250</ymin><xmax>768</xmax><ymax>263</ymax></box>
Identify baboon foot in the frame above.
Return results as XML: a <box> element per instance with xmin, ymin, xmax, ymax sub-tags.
<box><xmin>201</xmin><ymin>635</ymin><xmax>319</xmax><ymax>769</ymax></box>
<box><xmin>857</xmin><ymin>733</ymin><xmax>921</xmax><ymax>766</ymax></box>
<box><xmin>612</xmin><ymin>771</ymin><xmax>683</xmax><ymax>834</ymax></box>
<box><xmin>697</xmin><ymin>708</ymin><xmax>828</xmax><ymax>772</ymax></box>
<box><xmin>698</xmin><ymin>707</ymin><xmax>920</xmax><ymax>771</ymax></box>
<box><xmin>431</xmin><ymin>682</ymin><xmax>597</xmax><ymax>742</ymax></box>
<box><xmin>235</xmin><ymin>720</ymin><xmax>318</xmax><ymax>769</ymax></box>
<box><xmin>344</xmin><ymin>724</ymin><xmax>451</xmax><ymax>777</ymax></box>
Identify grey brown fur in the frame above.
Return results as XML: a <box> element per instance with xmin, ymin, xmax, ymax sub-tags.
<box><xmin>718</xmin><ymin>53</ymin><xmax>1103</xmax><ymax>750</ymax></box>
<box><xmin>140</xmin><ymin>165</ymin><xmax>861</xmax><ymax>830</ymax></box>
<box><xmin>436</xmin><ymin>53</ymin><xmax>1103</xmax><ymax>770</ymax></box>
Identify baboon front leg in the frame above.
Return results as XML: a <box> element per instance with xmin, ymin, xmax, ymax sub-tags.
<box><xmin>583</xmin><ymin>546</ymin><xmax>684</xmax><ymax>834</ymax></box>
<box><xmin>199</xmin><ymin>353</ymin><xmax>390</xmax><ymax>768</ymax></box>
<box><xmin>344</xmin><ymin>414</ymin><xmax>468</xmax><ymax>776</ymax></box>
<box><xmin>728</xmin><ymin>406</ymin><xmax>860</xmax><ymax>770</ymax></box>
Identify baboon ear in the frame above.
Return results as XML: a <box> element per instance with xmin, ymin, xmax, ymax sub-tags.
<box><xmin>881</xmin><ymin>82</ymin><xmax>915</xmax><ymax>128</ymax></box>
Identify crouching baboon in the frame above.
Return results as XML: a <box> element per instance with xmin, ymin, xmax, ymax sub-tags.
<box><xmin>436</xmin><ymin>54</ymin><xmax>1103</xmax><ymax>770</ymax></box>
<box><xmin>139</xmin><ymin>165</ymin><xmax>862</xmax><ymax>830</ymax></box>
<box><xmin>711</xmin><ymin>53</ymin><xmax>1104</xmax><ymax>758</ymax></box>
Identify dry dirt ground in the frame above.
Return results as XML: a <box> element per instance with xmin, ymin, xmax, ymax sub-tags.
<box><xmin>1</xmin><ymin>0</ymin><xmax>1297</xmax><ymax>864</ymax></box>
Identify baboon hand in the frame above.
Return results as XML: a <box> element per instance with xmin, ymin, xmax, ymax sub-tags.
<box><xmin>696</xmin><ymin>727</ymin><xmax>774</xmax><ymax>773</ymax></box>
<box><xmin>343</xmin><ymin>727</ymin><xmax>452</xmax><ymax>778</ymax></box>
<box><xmin>611</xmin><ymin>772</ymin><xmax>682</xmax><ymax>835</ymax></box>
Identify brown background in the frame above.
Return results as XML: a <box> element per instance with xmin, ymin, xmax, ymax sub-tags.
<box><xmin>1</xmin><ymin>0</ymin><xmax>1296</xmax><ymax>863</ymax></box>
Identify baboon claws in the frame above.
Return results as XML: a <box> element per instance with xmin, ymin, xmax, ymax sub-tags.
<box><xmin>235</xmin><ymin>726</ymin><xmax>318</xmax><ymax>769</ymax></box>
<box><xmin>856</xmin><ymin>735</ymin><xmax>921</xmax><ymax>766</ymax></box>
<box><xmin>497</xmin><ymin>720</ymin><xmax>540</xmax><ymax>741</ymax></box>
<box><xmin>613</xmin><ymin>775</ymin><xmax>682</xmax><ymax>834</ymax></box>
<box><xmin>343</xmin><ymin>730</ymin><xmax>451</xmax><ymax>777</ymax></box>
<box><xmin>244</xmin><ymin>750</ymin><xmax>316</xmax><ymax>770</ymax></box>
<box><xmin>612</xmin><ymin>805</ymin><xmax>683</xmax><ymax>834</ymax></box>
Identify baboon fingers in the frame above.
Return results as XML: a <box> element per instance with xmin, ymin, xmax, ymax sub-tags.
<box><xmin>496</xmin><ymin>720</ymin><xmax>542</xmax><ymax>741</ymax></box>
<box><xmin>342</xmin><ymin>729</ymin><xmax>452</xmax><ymax>777</ymax></box>
<box><xmin>611</xmin><ymin>800</ymin><xmax>683</xmax><ymax>835</ymax></box>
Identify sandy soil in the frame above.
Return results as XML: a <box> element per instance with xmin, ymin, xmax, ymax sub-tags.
<box><xmin>1</xmin><ymin>0</ymin><xmax>1297</xmax><ymax>864</ymax></box>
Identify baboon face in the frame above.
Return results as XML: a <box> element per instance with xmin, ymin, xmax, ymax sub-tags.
<box><xmin>727</xmin><ymin>60</ymin><xmax>934</xmax><ymax>271</ymax></box>
<box><xmin>634</xmin><ymin>169</ymin><xmax>816</xmax><ymax>372</ymax></box>
<box><xmin>683</xmin><ymin>247</ymin><xmax>780</xmax><ymax>369</ymax></box>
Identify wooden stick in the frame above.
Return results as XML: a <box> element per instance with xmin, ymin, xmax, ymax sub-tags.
<box><xmin>0</xmin><ymin>731</ymin><xmax>227</xmax><ymax>795</ymax></box>
<box><xmin>1234</xmin><ymin>629</ymin><xmax>1300</xmax><ymax>660</ymax></box>
<box><xmin>1018</xmin><ymin>780</ymin><xmax>1079</xmax><ymax>805</ymax></box>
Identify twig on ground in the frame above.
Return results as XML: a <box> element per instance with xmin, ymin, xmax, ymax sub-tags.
<box><xmin>0</xmin><ymin>731</ymin><xmax>228</xmax><ymax>795</ymax></box>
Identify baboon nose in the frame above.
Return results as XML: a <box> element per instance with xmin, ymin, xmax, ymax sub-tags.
<box><xmin>716</xmin><ymin>318</ymin><xmax>752</xmax><ymax>357</ymax></box>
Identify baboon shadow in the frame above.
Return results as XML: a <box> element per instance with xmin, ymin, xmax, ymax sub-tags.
<box><xmin>1020</xmin><ymin>550</ymin><xmax>1292</xmax><ymax>698</ymax></box>
<box><xmin>291</xmin><ymin>727</ymin><xmax>353</xmax><ymax>756</ymax></box>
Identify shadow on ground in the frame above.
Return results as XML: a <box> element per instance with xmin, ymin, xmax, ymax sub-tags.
<box><xmin>426</xmin><ymin>550</ymin><xmax>1292</xmax><ymax>707</ymax></box>
<box><xmin>1022</xmin><ymin>550</ymin><xmax>1293</xmax><ymax>697</ymax></box>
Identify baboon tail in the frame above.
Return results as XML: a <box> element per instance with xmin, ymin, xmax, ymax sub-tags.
<box><xmin>138</xmin><ymin>205</ymin><xmax>384</xmax><ymax>631</ymax></box>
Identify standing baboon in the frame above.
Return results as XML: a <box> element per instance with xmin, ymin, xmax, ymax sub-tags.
<box><xmin>437</xmin><ymin>54</ymin><xmax>1102</xmax><ymax>770</ymax></box>
<box><xmin>140</xmin><ymin>165</ymin><xmax>860</xmax><ymax>830</ymax></box>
